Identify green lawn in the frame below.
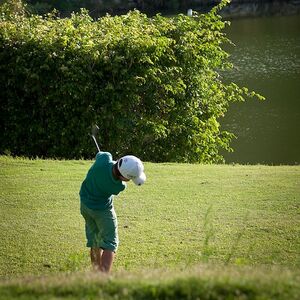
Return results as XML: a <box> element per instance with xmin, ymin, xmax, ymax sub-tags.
<box><xmin>0</xmin><ymin>156</ymin><xmax>299</xmax><ymax>299</ymax></box>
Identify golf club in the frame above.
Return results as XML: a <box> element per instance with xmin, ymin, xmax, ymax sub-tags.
<box><xmin>91</xmin><ymin>124</ymin><xmax>101</xmax><ymax>153</ymax></box>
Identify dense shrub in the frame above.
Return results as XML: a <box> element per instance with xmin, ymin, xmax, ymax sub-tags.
<box><xmin>0</xmin><ymin>0</ymin><xmax>263</xmax><ymax>161</ymax></box>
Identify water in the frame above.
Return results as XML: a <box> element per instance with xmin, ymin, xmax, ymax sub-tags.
<box><xmin>221</xmin><ymin>14</ymin><xmax>300</xmax><ymax>165</ymax></box>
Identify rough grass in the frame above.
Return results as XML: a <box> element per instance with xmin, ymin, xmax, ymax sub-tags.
<box><xmin>0</xmin><ymin>265</ymin><xmax>299</xmax><ymax>300</ymax></box>
<box><xmin>0</xmin><ymin>156</ymin><xmax>299</xmax><ymax>299</ymax></box>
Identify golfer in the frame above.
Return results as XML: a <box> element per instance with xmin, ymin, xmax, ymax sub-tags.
<box><xmin>79</xmin><ymin>151</ymin><xmax>146</xmax><ymax>273</ymax></box>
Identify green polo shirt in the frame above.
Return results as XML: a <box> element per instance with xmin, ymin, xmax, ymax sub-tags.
<box><xmin>79</xmin><ymin>152</ymin><xmax>126</xmax><ymax>210</ymax></box>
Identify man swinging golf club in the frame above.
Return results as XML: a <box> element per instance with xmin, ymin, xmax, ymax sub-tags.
<box><xmin>79</xmin><ymin>126</ymin><xmax>146</xmax><ymax>273</ymax></box>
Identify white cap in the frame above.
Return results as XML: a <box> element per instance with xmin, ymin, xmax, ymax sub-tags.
<box><xmin>118</xmin><ymin>155</ymin><xmax>146</xmax><ymax>186</ymax></box>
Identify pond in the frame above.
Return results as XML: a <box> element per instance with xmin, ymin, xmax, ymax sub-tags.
<box><xmin>221</xmin><ymin>14</ymin><xmax>300</xmax><ymax>165</ymax></box>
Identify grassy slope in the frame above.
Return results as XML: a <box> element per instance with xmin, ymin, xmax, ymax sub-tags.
<box><xmin>0</xmin><ymin>156</ymin><xmax>299</xmax><ymax>298</ymax></box>
<box><xmin>0</xmin><ymin>266</ymin><xmax>299</xmax><ymax>300</ymax></box>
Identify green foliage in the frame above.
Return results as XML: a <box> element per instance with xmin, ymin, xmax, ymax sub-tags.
<box><xmin>0</xmin><ymin>0</ymin><xmax>28</xmax><ymax>18</ymax></box>
<box><xmin>0</xmin><ymin>0</ymin><xmax>263</xmax><ymax>161</ymax></box>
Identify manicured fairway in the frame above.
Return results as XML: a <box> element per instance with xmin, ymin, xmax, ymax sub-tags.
<box><xmin>0</xmin><ymin>156</ymin><xmax>299</xmax><ymax>299</ymax></box>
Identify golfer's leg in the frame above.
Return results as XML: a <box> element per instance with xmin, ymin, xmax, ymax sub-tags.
<box><xmin>100</xmin><ymin>249</ymin><xmax>114</xmax><ymax>273</ymax></box>
<box><xmin>80</xmin><ymin>203</ymin><xmax>102</xmax><ymax>270</ymax></box>
<box><xmin>90</xmin><ymin>248</ymin><xmax>103</xmax><ymax>270</ymax></box>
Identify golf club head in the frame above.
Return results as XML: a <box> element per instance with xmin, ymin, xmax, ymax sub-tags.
<box><xmin>91</xmin><ymin>124</ymin><xmax>99</xmax><ymax>137</ymax></box>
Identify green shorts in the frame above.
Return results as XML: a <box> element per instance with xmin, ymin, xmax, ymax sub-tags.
<box><xmin>80</xmin><ymin>202</ymin><xmax>119</xmax><ymax>252</ymax></box>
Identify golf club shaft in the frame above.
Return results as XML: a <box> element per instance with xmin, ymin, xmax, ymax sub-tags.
<box><xmin>92</xmin><ymin>135</ymin><xmax>101</xmax><ymax>152</ymax></box>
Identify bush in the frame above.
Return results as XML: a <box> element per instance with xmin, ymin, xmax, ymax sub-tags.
<box><xmin>0</xmin><ymin>0</ymin><xmax>263</xmax><ymax>161</ymax></box>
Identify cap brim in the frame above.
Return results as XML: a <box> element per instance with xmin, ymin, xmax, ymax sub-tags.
<box><xmin>132</xmin><ymin>172</ymin><xmax>146</xmax><ymax>186</ymax></box>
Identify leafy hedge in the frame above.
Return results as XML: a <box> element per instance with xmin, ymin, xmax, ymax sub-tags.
<box><xmin>0</xmin><ymin>0</ymin><xmax>263</xmax><ymax>161</ymax></box>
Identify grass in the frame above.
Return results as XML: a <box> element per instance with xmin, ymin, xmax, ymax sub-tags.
<box><xmin>0</xmin><ymin>266</ymin><xmax>299</xmax><ymax>300</ymax></box>
<box><xmin>0</xmin><ymin>155</ymin><xmax>299</xmax><ymax>299</ymax></box>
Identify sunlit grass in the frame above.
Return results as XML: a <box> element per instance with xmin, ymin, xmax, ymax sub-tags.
<box><xmin>0</xmin><ymin>155</ymin><xmax>299</xmax><ymax>298</ymax></box>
